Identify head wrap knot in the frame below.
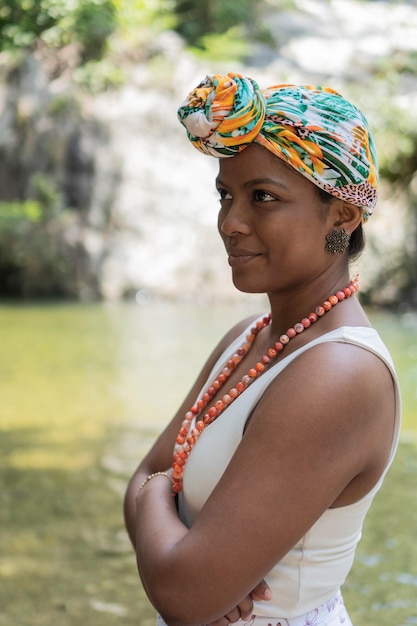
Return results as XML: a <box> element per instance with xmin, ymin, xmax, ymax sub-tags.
<box><xmin>178</xmin><ymin>73</ymin><xmax>378</xmax><ymax>219</ymax></box>
<box><xmin>178</xmin><ymin>73</ymin><xmax>266</xmax><ymax>157</ymax></box>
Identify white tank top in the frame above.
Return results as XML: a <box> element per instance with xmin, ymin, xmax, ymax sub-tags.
<box><xmin>178</xmin><ymin>324</ymin><xmax>402</xmax><ymax>618</ymax></box>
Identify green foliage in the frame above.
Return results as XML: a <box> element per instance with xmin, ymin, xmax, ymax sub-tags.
<box><xmin>375</xmin><ymin>106</ymin><xmax>417</xmax><ymax>191</ymax></box>
<box><xmin>112</xmin><ymin>0</ymin><xmax>176</xmax><ymax>47</ymax></box>
<box><xmin>0</xmin><ymin>0</ymin><xmax>116</xmax><ymax>62</ymax></box>
<box><xmin>0</xmin><ymin>0</ymin><xmax>57</xmax><ymax>49</ymax></box>
<box><xmin>0</xmin><ymin>173</ymin><xmax>63</xmax><ymax>227</ymax></box>
<box><xmin>72</xmin><ymin>0</ymin><xmax>116</xmax><ymax>62</ymax></box>
<box><xmin>348</xmin><ymin>61</ymin><xmax>417</xmax><ymax>308</ymax></box>
<box><xmin>0</xmin><ymin>0</ymin><xmax>259</xmax><ymax>66</ymax></box>
<box><xmin>0</xmin><ymin>200</ymin><xmax>43</xmax><ymax>224</ymax></box>
<box><xmin>189</xmin><ymin>27</ymin><xmax>250</xmax><ymax>63</ymax></box>
<box><xmin>266</xmin><ymin>0</ymin><xmax>297</xmax><ymax>8</ymax></box>
<box><xmin>0</xmin><ymin>175</ymin><xmax>73</xmax><ymax>298</ymax></box>
<box><xmin>172</xmin><ymin>0</ymin><xmax>256</xmax><ymax>47</ymax></box>
<box><xmin>30</xmin><ymin>172</ymin><xmax>64</xmax><ymax>214</ymax></box>
<box><xmin>73</xmin><ymin>58</ymin><xmax>124</xmax><ymax>92</ymax></box>
<box><xmin>369</xmin><ymin>49</ymin><xmax>417</xmax><ymax>184</ymax></box>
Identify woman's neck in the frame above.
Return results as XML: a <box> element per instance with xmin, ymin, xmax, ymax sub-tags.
<box><xmin>266</xmin><ymin>270</ymin><xmax>353</xmax><ymax>337</ymax></box>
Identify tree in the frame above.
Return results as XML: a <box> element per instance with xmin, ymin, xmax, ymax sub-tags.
<box><xmin>0</xmin><ymin>0</ymin><xmax>116</xmax><ymax>62</ymax></box>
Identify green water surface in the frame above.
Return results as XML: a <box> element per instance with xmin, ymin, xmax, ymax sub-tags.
<box><xmin>0</xmin><ymin>301</ymin><xmax>416</xmax><ymax>626</ymax></box>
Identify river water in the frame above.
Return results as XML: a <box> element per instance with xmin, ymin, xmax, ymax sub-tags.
<box><xmin>0</xmin><ymin>300</ymin><xmax>416</xmax><ymax>626</ymax></box>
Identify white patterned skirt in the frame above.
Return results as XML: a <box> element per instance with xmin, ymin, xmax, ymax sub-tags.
<box><xmin>156</xmin><ymin>591</ymin><xmax>353</xmax><ymax>626</ymax></box>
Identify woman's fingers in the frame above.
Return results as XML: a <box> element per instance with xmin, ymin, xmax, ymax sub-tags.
<box><xmin>249</xmin><ymin>578</ymin><xmax>272</xmax><ymax>602</ymax></box>
<box><xmin>207</xmin><ymin>580</ymin><xmax>272</xmax><ymax>626</ymax></box>
<box><xmin>207</xmin><ymin>598</ymin><xmax>251</xmax><ymax>625</ymax></box>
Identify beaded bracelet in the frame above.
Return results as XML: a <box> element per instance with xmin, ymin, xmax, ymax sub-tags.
<box><xmin>137</xmin><ymin>471</ymin><xmax>171</xmax><ymax>494</ymax></box>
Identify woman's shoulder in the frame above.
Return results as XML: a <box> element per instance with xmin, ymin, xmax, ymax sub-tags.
<box><xmin>268</xmin><ymin>326</ymin><xmax>395</xmax><ymax>400</ymax></box>
<box><xmin>303</xmin><ymin>325</ymin><xmax>397</xmax><ymax>381</ymax></box>
<box><xmin>250</xmin><ymin>322</ymin><xmax>397</xmax><ymax>447</ymax></box>
<box><xmin>246</xmin><ymin>333</ymin><xmax>398</xmax><ymax>504</ymax></box>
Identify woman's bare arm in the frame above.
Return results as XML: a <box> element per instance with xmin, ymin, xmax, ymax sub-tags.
<box><xmin>133</xmin><ymin>342</ymin><xmax>395</xmax><ymax>626</ymax></box>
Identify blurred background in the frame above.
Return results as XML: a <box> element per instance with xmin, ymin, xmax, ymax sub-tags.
<box><xmin>0</xmin><ymin>1</ymin><xmax>416</xmax><ymax>625</ymax></box>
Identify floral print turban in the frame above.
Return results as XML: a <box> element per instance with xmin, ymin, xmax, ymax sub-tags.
<box><xmin>177</xmin><ymin>73</ymin><xmax>378</xmax><ymax>220</ymax></box>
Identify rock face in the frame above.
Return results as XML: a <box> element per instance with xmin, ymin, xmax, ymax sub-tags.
<box><xmin>89</xmin><ymin>65</ymin><xmax>228</xmax><ymax>302</ymax></box>
<box><xmin>0</xmin><ymin>44</ymin><xmax>234</xmax><ymax>300</ymax></box>
<box><xmin>1</xmin><ymin>0</ymin><xmax>417</xmax><ymax>302</ymax></box>
<box><xmin>0</xmin><ymin>50</ymin><xmax>116</xmax><ymax>299</ymax></box>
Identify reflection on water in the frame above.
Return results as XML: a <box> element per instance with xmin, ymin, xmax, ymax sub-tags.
<box><xmin>0</xmin><ymin>300</ymin><xmax>416</xmax><ymax>626</ymax></box>
<box><xmin>1</xmin><ymin>299</ymin><xmax>415</xmax><ymax>439</ymax></box>
<box><xmin>0</xmin><ymin>298</ymin><xmax>269</xmax><ymax>462</ymax></box>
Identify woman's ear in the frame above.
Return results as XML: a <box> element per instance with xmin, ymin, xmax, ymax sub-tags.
<box><xmin>333</xmin><ymin>201</ymin><xmax>363</xmax><ymax>234</ymax></box>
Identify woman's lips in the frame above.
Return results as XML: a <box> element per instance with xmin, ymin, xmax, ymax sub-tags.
<box><xmin>227</xmin><ymin>252</ymin><xmax>261</xmax><ymax>267</ymax></box>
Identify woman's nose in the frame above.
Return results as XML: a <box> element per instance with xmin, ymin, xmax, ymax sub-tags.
<box><xmin>218</xmin><ymin>202</ymin><xmax>252</xmax><ymax>236</ymax></box>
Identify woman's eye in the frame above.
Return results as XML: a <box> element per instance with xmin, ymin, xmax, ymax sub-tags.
<box><xmin>254</xmin><ymin>190</ymin><xmax>276</xmax><ymax>202</ymax></box>
<box><xmin>217</xmin><ymin>188</ymin><xmax>232</xmax><ymax>201</ymax></box>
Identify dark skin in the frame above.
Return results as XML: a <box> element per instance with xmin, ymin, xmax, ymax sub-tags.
<box><xmin>124</xmin><ymin>144</ymin><xmax>395</xmax><ymax>626</ymax></box>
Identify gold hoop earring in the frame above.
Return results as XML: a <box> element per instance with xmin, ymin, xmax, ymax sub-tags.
<box><xmin>325</xmin><ymin>228</ymin><xmax>350</xmax><ymax>255</ymax></box>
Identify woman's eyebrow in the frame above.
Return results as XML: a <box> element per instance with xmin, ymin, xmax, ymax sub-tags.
<box><xmin>244</xmin><ymin>177</ymin><xmax>291</xmax><ymax>190</ymax></box>
<box><xmin>215</xmin><ymin>176</ymin><xmax>291</xmax><ymax>190</ymax></box>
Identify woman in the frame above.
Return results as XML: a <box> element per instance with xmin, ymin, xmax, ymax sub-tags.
<box><xmin>124</xmin><ymin>74</ymin><xmax>401</xmax><ymax>626</ymax></box>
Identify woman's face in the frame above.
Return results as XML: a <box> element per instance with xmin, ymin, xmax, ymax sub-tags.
<box><xmin>216</xmin><ymin>143</ymin><xmax>338</xmax><ymax>296</ymax></box>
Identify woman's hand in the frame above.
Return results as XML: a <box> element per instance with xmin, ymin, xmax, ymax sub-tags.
<box><xmin>207</xmin><ymin>579</ymin><xmax>271</xmax><ymax>625</ymax></box>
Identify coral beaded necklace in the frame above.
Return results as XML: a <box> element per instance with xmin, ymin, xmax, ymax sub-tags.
<box><xmin>171</xmin><ymin>276</ymin><xmax>359</xmax><ymax>494</ymax></box>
